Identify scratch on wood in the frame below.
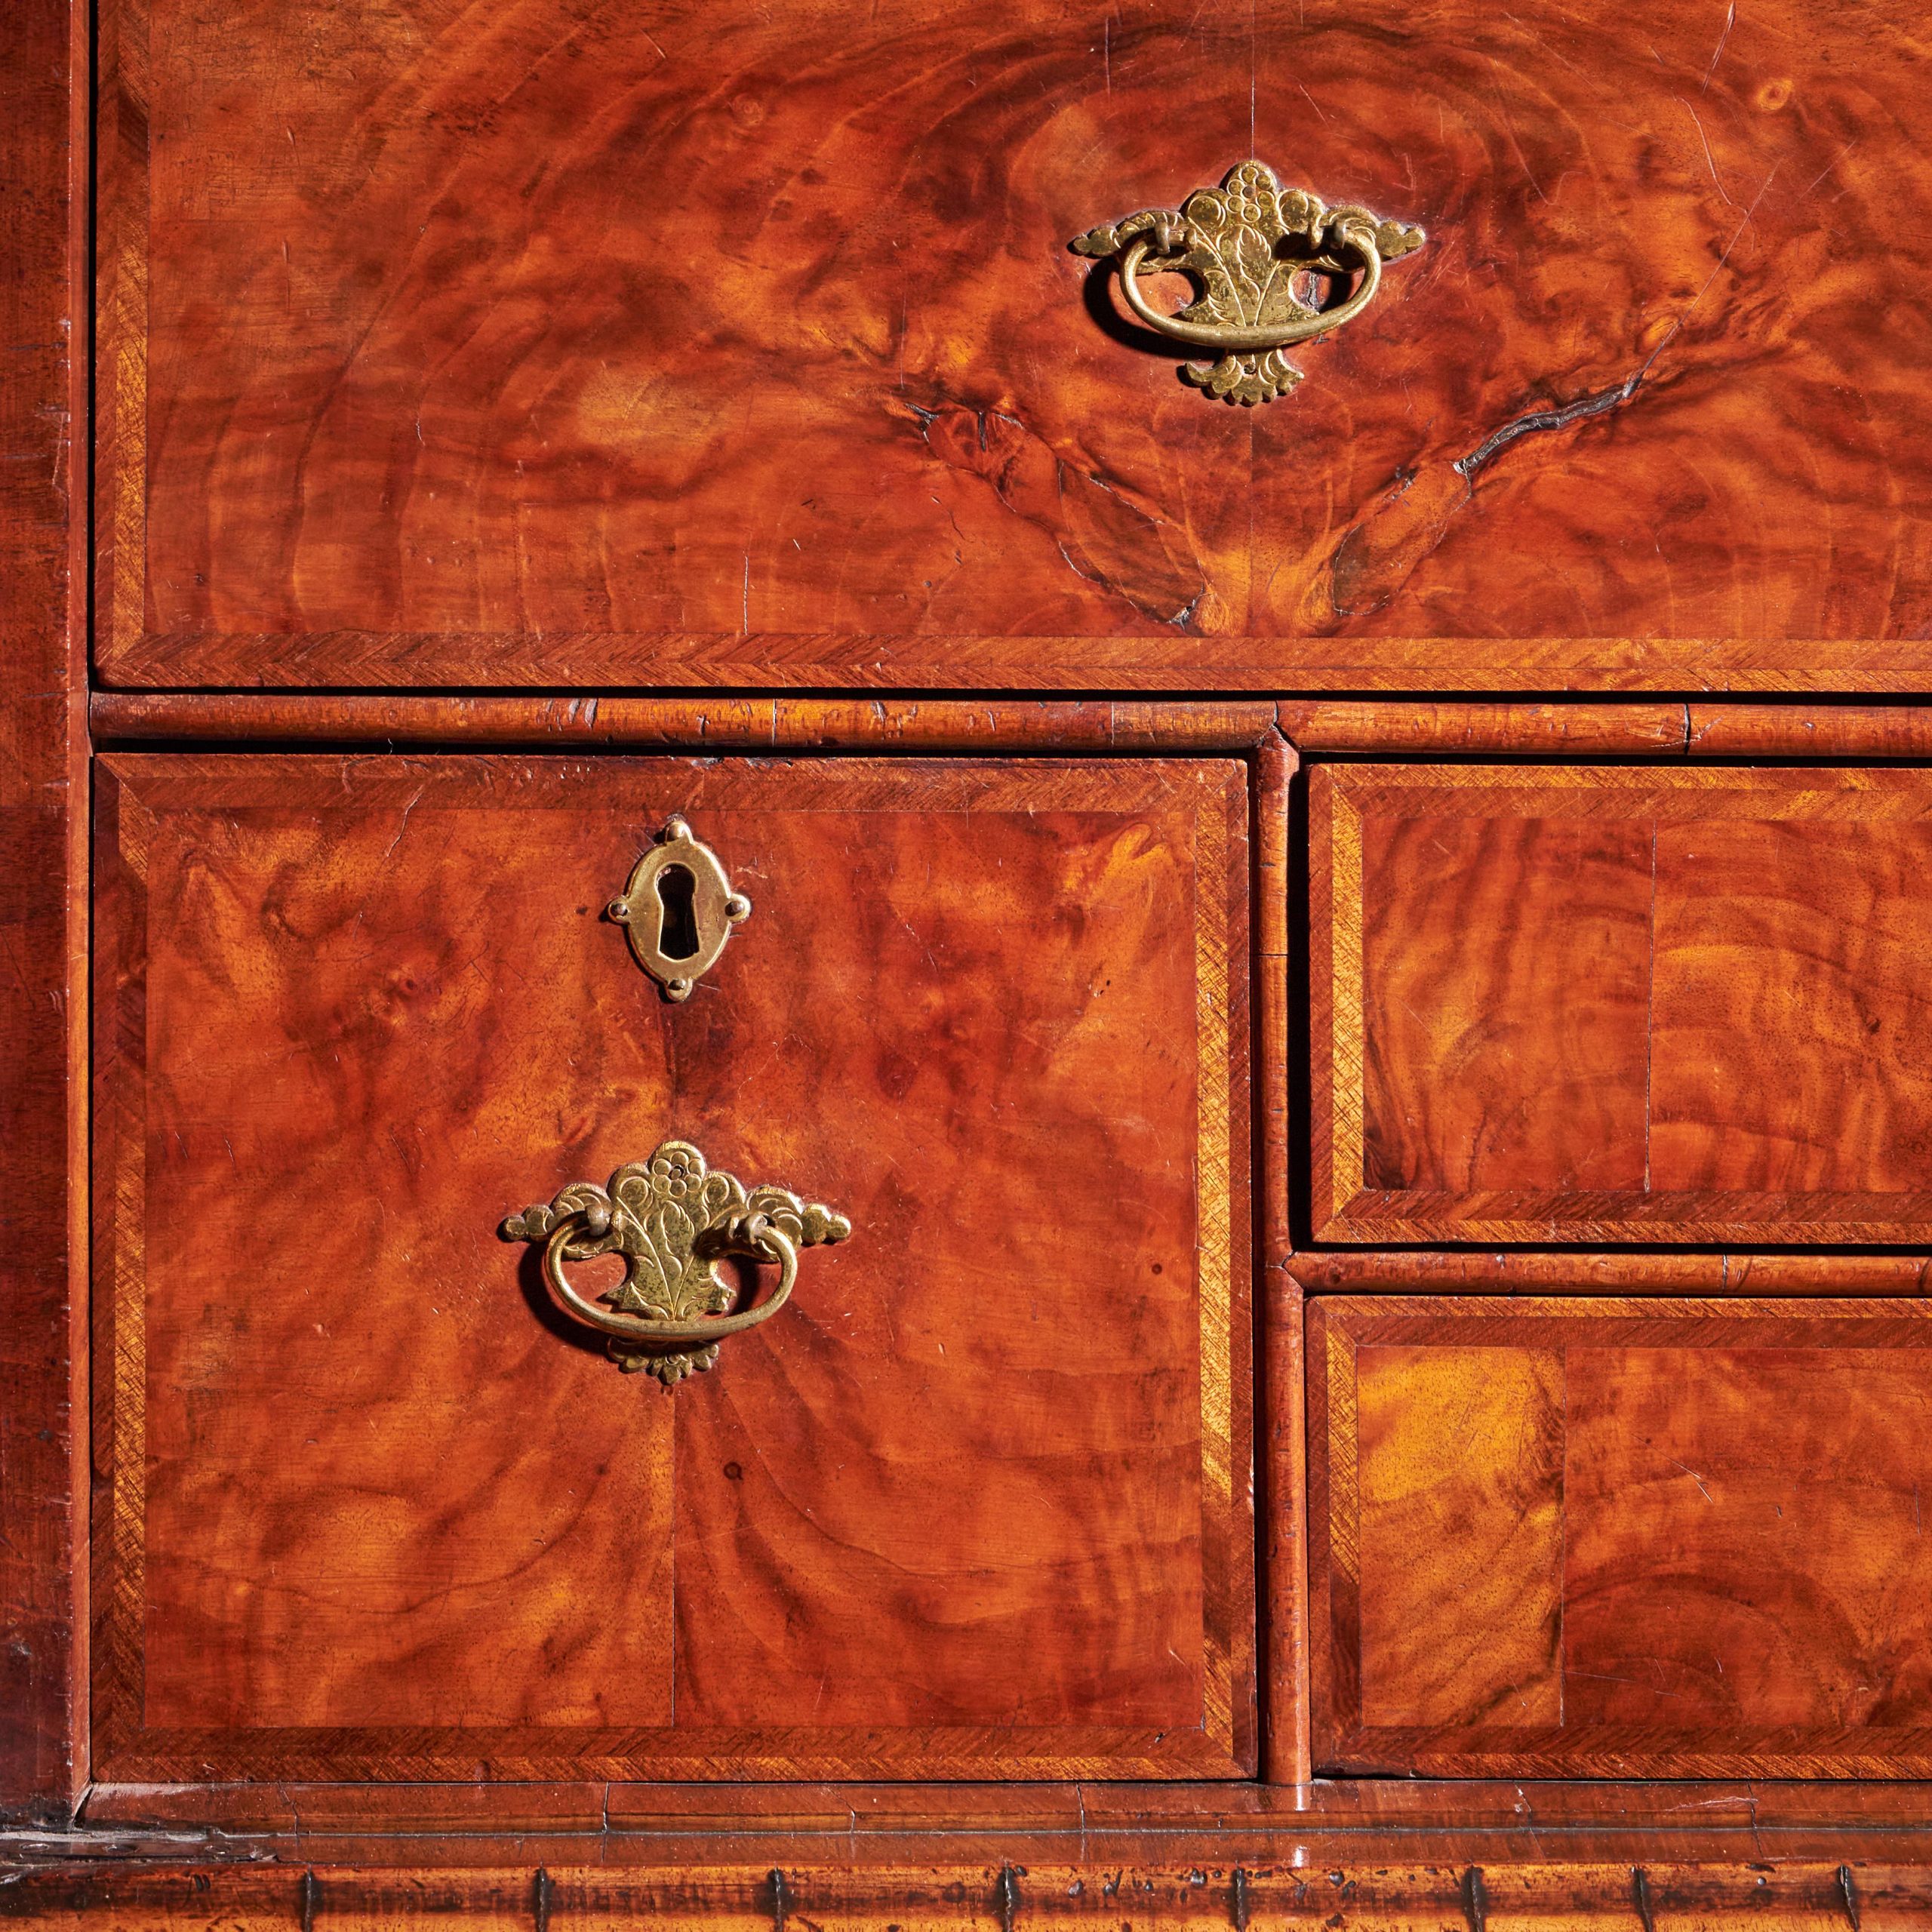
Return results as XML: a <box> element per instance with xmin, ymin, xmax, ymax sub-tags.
<box><xmin>1671</xmin><ymin>1458</ymin><xmax>1714</xmax><ymax>1500</ymax></box>
<box><xmin>1231</xmin><ymin>1866</ymin><xmax>1251</xmax><ymax>1931</ymax></box>
<box><xmin>1700</xmin><ymin>1</ymin><xmax>1736</xmax><ymax>91</ymax></box>
<box><xmin>1682</xmin><ymin>97</ymin><xmax>1734</xmax><ymax>205</ymax></box>
<box><xmin>770</xmin><ymin>1867</ymin><xmax>789</xmax><ymax>1932</ymax></box>
<box><xmin>534</xmin><ymin>1867</ymin><xmax>553</xmax><ymax>1932</ymax></box>
<box><xmin>300</xmin><ymin>1869</ymin><xmax>318</xmax><ymax>1932</ymax></box>
<box><xmin>1838</xmin><ymin>1863</ymin><xmax>1862</xmax><ymax>1930</ymax></box>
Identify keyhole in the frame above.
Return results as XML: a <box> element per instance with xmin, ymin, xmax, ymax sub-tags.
<box><xmin>655</xmin><ymin>863</ymin><xmax>701</xmax><ymax>960</ymax></box>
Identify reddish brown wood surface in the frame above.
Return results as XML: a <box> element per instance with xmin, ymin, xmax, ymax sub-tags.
<box><xmin>1252</xmin><ymin>732</ymin><xmax>1306</xmax><ymax>1786</ymax></box>
<box><xmin>1277</xmin><ymin>700</ymin><xmax>1690</xmax><ymax>755</ymax></box>
<box><xmin>1311</xmin><ymin>763</ymin><xmax>1932</xmax><ymax>1244</ymax></box>
<box><xmin>1309</xmin><ymin>1297</ymin><xmax>1932</xmax><ymax>1778</ymax></box>
<box><xmin>88</xmin><ymin>694</ymin><xmax>1278</xmax><ymax>752</ymax></box>
<box><xmin>91</xmin><ymin>753</ymin><xmax>1252</xmax><ymax>1783</ymax></box>
<box><xmin>96</xmin><ymin>0</ymin><xmax>1932</xmax><ymax>691</ymax></box>
<box><xmin>8</xmin><ymin>1857</ymin><xmax>1932</xmax><ymax>1929</ymax></box>
<box><xmin>0</xmin><ymin>0</ymin><xmax>85</xmax><ymax>1829</ymax></box>
<box><xmin>1687</xmin><ymin>705</ymin><xmax>1932</xmax><ymax>757</ymax></box>
<box><xmin>1294</xmin><ymin>1251</ymin><xmax>1932</xmax><ymax>1294</ymax></box>
<box><xmin>64</xmin><ymin>1768</ymin><xmax>1932</xmax><ymax>1850</ymax></box>
<box><xmin>97</xmin><ymin>691</ymin><xmax>1932</xmax><ymax>761</ymax></box>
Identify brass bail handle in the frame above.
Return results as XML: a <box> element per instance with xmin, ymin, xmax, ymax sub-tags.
<box><xmin>542</xmin><ymin>1208</ymin><xmax>799</xmax><ymax>1349</ymax></box>
<box><xmin>502</xmin><ymin>1140</ymin><xmax>851</xmax><ymax>1386</ymax></box>
<box><xmin>1114</xmin><ymin>223</ymin><xmax>1382</xmax><ymax>350</ymax></box>
<box><xmin>1069</xmin><ymin>159</ymin><xmax>1426</xmax><ymax>406</ymax></box>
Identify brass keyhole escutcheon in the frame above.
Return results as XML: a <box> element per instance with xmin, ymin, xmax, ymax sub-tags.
<box><xmin>607</xmin><ymin>817</ymin><xmax>750</xmax><ymax>1000</ymax></box>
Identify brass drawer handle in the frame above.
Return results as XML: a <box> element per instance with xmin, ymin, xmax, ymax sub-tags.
<box><xmin>502</xmin><ymin>1140</ymin><xmax>851</xmax><ymax>1385</ymax></box>
<box><xmin>1070</xmin><ymin>160</ymin><xmax>1425</xmax><ymax>405</ymax></box>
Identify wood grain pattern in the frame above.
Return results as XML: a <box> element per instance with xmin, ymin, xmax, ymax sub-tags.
<box><xmin>1312</xmin><ymin>763</ymin><xmax>1932</xmax><ymax>1243</ymax></box>
<box><xmin>1254</xmin><ymin>731</ymin><xmax>1306</xmax><ymax>1786</ymax></box>
<box><xmin>96</xmin><ymin>0</ymin><xmax>1932</xmax><ymax>691</ymax></box>
<box><xmin>91</xmin><ymin>753</ymin><xmax>1252</xmax><ymax>1783</ymax></box>
<box><xmin>1687</xmin><ymin>705</ymin><xmax>1932</xmax><ymax>756</ymax></box>
<box><xmin>1278</xmin><ymin>700</ymin><xmax>1690</xmax><ymax>755</ymax></box>
<box><xmin>71</xmin><ymin>1769</ymin><xmax>1932</xmax><ymax>1839</ymax></box>
<box><xmin>0</xmin><ymin>0</ymin><xmax>85</xmax><ymax>1829</ymax></box>
<box><xmin>1294</xmin><ymin>1251</ymin><xmax>1932</xmax><ymax>1294</ymax></box>
<box><xmin>1310</xmin><ymin>1297</ymin><xmax>1932</xmax><ymax>1777</ymax></box>
<box><xmin>1354</xmin><ymin>1344</ymin><xmax>1564</xmax><ymax>1729</ymax></box>
<box><xmin>9</xmin><ymin>1858</ymin><xmax>1932</xmax><ymax>1928</ymax></box>
<box><xmin>95</xmin><ymin>691</ymin><xmax>1932</xmax><ymax>759</ymax></box>
<box><xmin>87</xmin><ymin>694</ymin><xmax>1280</xmax><ymax>752</ymax></box>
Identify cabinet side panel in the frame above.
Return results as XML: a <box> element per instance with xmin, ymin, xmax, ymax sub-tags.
<box><xmin>0</xmin><ymin>0</ymin><xmax>83</xmax><ymax>1826</ymax></box>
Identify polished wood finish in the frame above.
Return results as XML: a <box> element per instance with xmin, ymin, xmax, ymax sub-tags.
<box><xmin>91</xmin><ymin>752</ymin><xmax>1252</xmax><ymax>1783</ymax></box>
<box><xmin>1312</xmin><ymin>763</ymin><xmax>1932</xmax><ymax>1244</ymax></box>
<box><xmin>1279</xmin><ymin>700</ymin><xmax>1689</xmax><ymax>755</ymax></box>
<box><xmin>1295</xmin><ymin>1251</ymin><xmax>1932</xmax><ymax>1294</ymax></box>
<box><xmin>9</xmin><ymin>1856</ymin><xmax>1932</xmax><ymax>1928</ymax></box>
<box><xmin>66</xmin><ymin>1769</ymin><xmax>1932</xmax><ymax>1843</ymax></box>
<box><xmin>0</xmin><ymin>0</ymin><xmax>87</xmax><ymax>1829</ymax></box>
<box><xmin>1688</xmin><ymin>705</ymin><xmax>1932</xmax><ymax>757</ymax></box>
<box><xmin>97</xmin><ymin>0</ymin><xmax>1932</xmax><ymax>691</ymax></box>
<box><xmin>29</xmin><ymin>0</ymin><xmax>1932</xmax><ymax>1887</ymax></box>
<box><xmin>88</xmin><ymin>695</ymin><xmax>1278</xmax><ymax>752</ymax></box>
<box><xmin>99</xmin><ymin>691</ymin><xmax>1932</xmax><ymax>761</ymax></box>
<box><xmin>1253</xmin><ymin>731</ymin><xmax>1306</xmax><ymax>1786</ymax></box>
<box><xmin>1311</xmin><ymin>1297</ymin><xmax>1932</xmax><ymax>1777</ymax></box>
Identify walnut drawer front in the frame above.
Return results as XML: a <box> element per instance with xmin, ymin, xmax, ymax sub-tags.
<box><xmin>91</xmin><ymin>752</ymin><xmax>1254</xmax><ymax>1783</ymax></box>
<box><xmin>98</xmin><ymin>0</ymin><xmax>1932</xmax><ymax>691</ymax></box>
<box><xmin>1310</xmin><ymin>762</ymin><xmax>1932</xmax><ymax>1244</ymax></box>
<box><xmin>1309</xmin><ymin>1295</ymin><xmax>1932</xmax><ymax>1779</ymax></box>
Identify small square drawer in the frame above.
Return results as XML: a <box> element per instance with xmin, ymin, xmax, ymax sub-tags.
<box><xmin>1311</xmin><ymin>763</ymin><xmax>1932</xmax><ymax>1244</ymax></box>
<box><xmin>1309</xmin><ymin>1295</ymin><xmax>1932</xmax><ymax>1777</ymax></box>
<box><xmin>92</xmin><ymin>752</ymin><xmax>1254</xmax><ymax>1782</ymax></box>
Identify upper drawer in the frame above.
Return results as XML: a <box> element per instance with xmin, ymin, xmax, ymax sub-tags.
<box><xmin>92</xmin><ymin>752</ymin><xmax>1254</xmax><ymax>1782</ymax></box>
<box><xmin>1310</xmin><ymin>762</ymin><xmax>1932</xmax><ymax>1244</ymax></box>
<box><xmin>97</xmin><ymin>0</ymin><xmax>1932</xmax><ymax>691</ymax></box>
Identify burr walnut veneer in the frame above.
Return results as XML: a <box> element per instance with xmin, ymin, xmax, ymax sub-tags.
<box><xmin>91</xmin><ymin>752</ymin><xmax>1254</xmax><ymax>1783</ymax></box>
<box><xmin>11</xmin><ymin>0</ymin><xmax>1932</xmax><ymax>1920</ymax></box>
<box><xmin>1309</xmin><ymin>1297</ymin><xmax>1932</xmax><ymax>1779</ymax></box>
<box><xmin>97</xmin><ymin>0</ymin><xmax>1932</xmax><ymax>692</ymax></box>
<box><xmin>1311</xmin><ymin>764</ymin><xmax>1932</xmax><ymax>1244</ymax></box>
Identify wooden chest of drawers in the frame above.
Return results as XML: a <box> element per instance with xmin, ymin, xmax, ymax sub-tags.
<box><xmin>11</xmin><ymin>0</ymin><xmax>1932</xmax><ymax>1923</ymax></box>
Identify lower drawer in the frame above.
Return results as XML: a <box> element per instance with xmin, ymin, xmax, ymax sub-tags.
<box><xmin>1309</xmin><ymin>1296</ymin><xmax>1932</xmax><ymax>1778</ymax></box>
<box><xmin>91</xmin><ymin>752</ymin><xmax>1254</xmax><ymax>1783</ymax></box>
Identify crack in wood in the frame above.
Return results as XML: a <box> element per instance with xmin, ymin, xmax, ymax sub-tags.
<box><xmin>1454</xmin><ymin>374</ymin><xmax>1647</xmax><ymax>479</ymax></box>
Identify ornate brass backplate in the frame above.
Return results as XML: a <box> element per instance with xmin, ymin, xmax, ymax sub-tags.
<box><xmin>608</xmin><ymin>817</ymin><xmax>750</xmax><ymax>1001</ymax></box>
<box><xmin>1070</xmin><ymin>159</ymin><xmax>1426</xmax><ymax>405</ymax></box>
<box><xmin>501</xmin><ymin>1140</ymin><xmax>851</xmax><ymax>1385</ymax></box>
